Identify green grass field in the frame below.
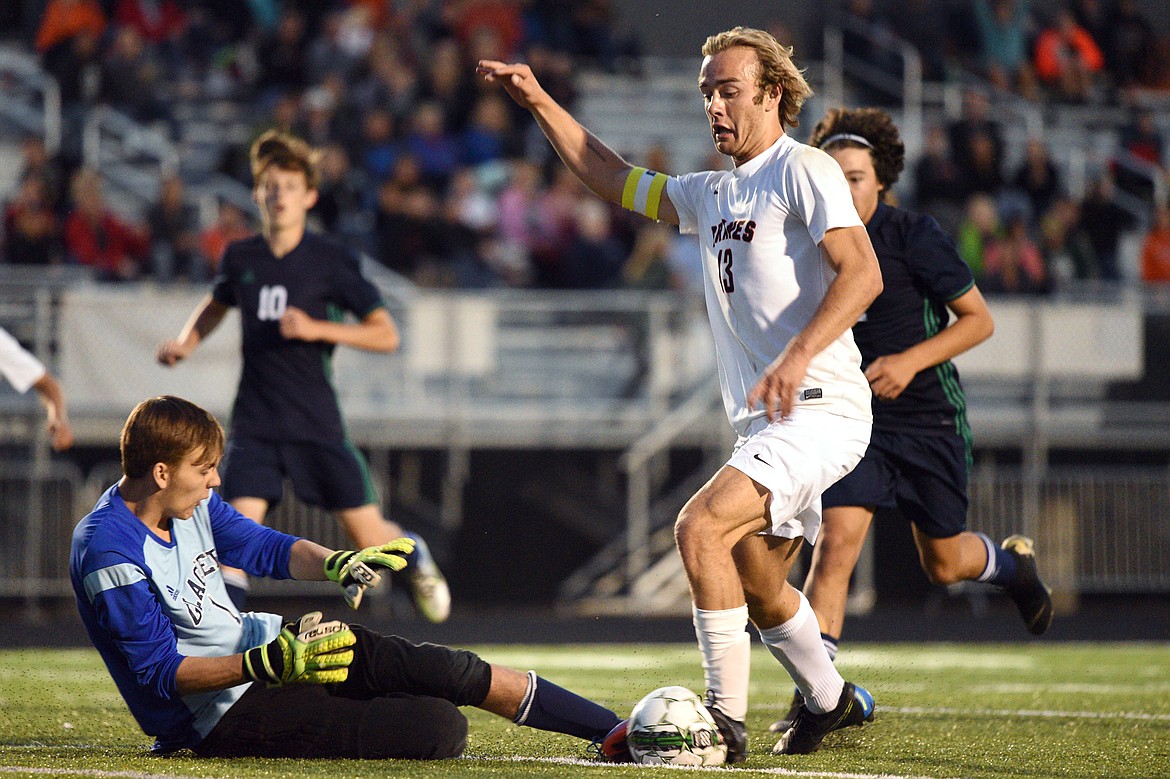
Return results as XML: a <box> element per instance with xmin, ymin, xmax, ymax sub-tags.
<box><xmin>1</xmin><ymin>642</ymin><xmax>1167</xmax><ymax>779</ymax></box>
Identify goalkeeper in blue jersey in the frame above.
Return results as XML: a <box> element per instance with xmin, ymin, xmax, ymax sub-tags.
<box><xmin>70</xmin><ymin>395</ymin><xmax>621</xmax><ymax>758</ymax></box>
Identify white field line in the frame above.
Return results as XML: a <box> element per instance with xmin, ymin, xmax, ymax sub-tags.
<box><xmin>883</xmin><ymin>705</ymin><xmax>1170</xmax><ymax>721</ymax></box>
<box><xmin>472</xmin><ymin>755</ymin><xmax>956</xmax><ymax>778</ymax></box>
<box><xmin>0</xmin><ymin>759</ymin><xmax>957</xmax><ymax>779</ymax></box>
<box><xmin>0</xmin><ymin>769</ymin><xmax>205</xmax><ymax>779</ymax></box>
<box><xmin>744</xmin><ymin>702</ymin><xmax>1170</xmax><ymax>721</ymax></box>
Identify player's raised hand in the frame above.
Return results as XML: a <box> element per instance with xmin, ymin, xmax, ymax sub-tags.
<box><xmin>748</xmin><ymin>350</ymin><xmax>812</xmax><ymax>422</ymax></box>
<box><xmin>323</xmin><ymin>538</ymin><xmax>416</xmax><ymax>609</ymax></box>
<box><xmin>156</xmin><ymin>339</ymin><xmax>193</xmax><ymax>366</ymax></box>
<box><xmin>242</xmin><ymin>611</ymin><xmax>355</xmax><ymax>686</ymax></box>
<box><xmin>476</xmin><ymin>60</ymin><xmax>547</xmax><ymax>110</ymax></box>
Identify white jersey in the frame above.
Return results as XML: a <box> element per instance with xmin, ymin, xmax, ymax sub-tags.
<box><xmin>0</xmin><ymin>326</ymin><xmax>46</xmax><ymax>393</ymax></box>
<box><xmin>666</xmin><ymin>133</ymin><xmax>872</xmax><ymax>436</ymax></box>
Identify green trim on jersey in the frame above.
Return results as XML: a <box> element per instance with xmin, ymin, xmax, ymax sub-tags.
<box><xmin>343</xmin><ymin>437</ymin><xmax>381</xmax><ymax>506</ymax></box>
<box><xmin>923</xmin><ymin>299</ymin><xmax>974</xmax><ymax>470</ymax></box>
<box><xmin>318</xmin><ymin>327</ymin><xmax>380</xmax><ymax>508</ymax></box>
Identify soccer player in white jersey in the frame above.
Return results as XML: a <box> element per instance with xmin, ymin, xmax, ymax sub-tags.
<box><xmin>0</xmin><ymin>324</ymin><xmax>73</xmax><ymax>450</ymax></box>
<box><xmin>480</xmin><ymin>27</ymin><xmax>883</xmax><ymax>759</ymax></box>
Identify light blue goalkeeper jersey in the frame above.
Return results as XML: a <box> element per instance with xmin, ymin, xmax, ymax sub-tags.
<box><xmin>70</xmin><ymin>485</ymin><xmax>298</xmax><ymax>751</ymax></box>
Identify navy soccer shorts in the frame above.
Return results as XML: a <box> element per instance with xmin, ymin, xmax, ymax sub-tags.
<box><xmin>194</xmin><ymin>625</ymin><xmax>492</xmax><ymax>759</ymax></box>
<box><xmin>821</xmin><ymin>427</ymin><xmax>970</xmax><ymax>539</ymax></box>
<box><xmin>219</xmin><ymin>437</ymin><xmax>379</xmax><ymax>511</ymax></box>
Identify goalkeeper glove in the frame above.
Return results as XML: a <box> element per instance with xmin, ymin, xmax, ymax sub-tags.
<box><xmin>242</xmin><ymin>611</ymin><xmax>355</xmax><ymax>687</ymax></box>
<box><xmin>323</xmin><ymin>537</ymin><xmax>415</xmax><ymax>609</ymax></box>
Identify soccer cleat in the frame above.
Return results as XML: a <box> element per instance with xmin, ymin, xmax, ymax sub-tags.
<box><xmin>703</xmin><ymin>697</ymin><xmax>748</xmax><ymax>764</ymax></box>
<box><xmin>1001</xmin><ymin>534</ymin><xmax>1054</xmax><ymax>636</ymax></box>
<box><xmin>596</xmin><ymin>719</ymin><xmax>632</xmax><ymax>762</ymax></box>
<box><xmin>772</xmin><ymin>681</ymin><xmax>874</xmax><ymax>755</ymax></box>
<box><xmin>768</xmin><ymin>689</ymin><xmax>805</xmax><ymax>733</ymax></box>
<box><xmin>405</xmin><ymin>534</ymin><xmax>451</xmax><ymax>623</ymax></box>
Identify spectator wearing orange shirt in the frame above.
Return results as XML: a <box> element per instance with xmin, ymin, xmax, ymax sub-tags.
<box><xmin>1141</xmin><ymin>205</ymin><xmax>1170</xmax><ymax>284</ymax></box>
<box><xmin>34</xmin><ymin>0</ymin><xmax>106</xmax><ymax>53</ymax></box>
<box><xmin>1033</xmin><ymin>9</ymin><xmax>1105</xmax><ymax>102</ymax></box>
<box><xmin>200</xmin><ymin>201</ymin><xmax>253</xmax><ymax>272</ymax></box>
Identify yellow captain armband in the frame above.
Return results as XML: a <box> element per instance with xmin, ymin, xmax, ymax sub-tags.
<box><xmin>621</xmin><ymin>167</ymin><xmax>670</xmax><ymax>221</ymax></box>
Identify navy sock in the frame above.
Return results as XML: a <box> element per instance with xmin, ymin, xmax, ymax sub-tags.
<box><xmin>987</xmin><ymin>546</ymin><xmax>1018</xmax><ymax>586</ymax></box>
<box><xmin>974</xmin><ymin>533</ymin><xmax>1018</xmax><ymax>586</ymax></box>
<box><xmin>513</xmin><ymin>671</ymin><xmax>621</xmax><ymax>740</ymax></box>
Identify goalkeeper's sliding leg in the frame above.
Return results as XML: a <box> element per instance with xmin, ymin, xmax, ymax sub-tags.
<box><xmin>195</xmin><ymin>625</ymin><xmax>621</xmax><ymax>759</ymax></box>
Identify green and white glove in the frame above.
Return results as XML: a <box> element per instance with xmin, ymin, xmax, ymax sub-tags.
<box><xmin>323</xmin><ymin>538</ymin><xmax>416</xmax><ymax>609</ymax></box>
<box><xmin>242</xmin><ymin>612</ymin><xmax>356</xmax><ymax>687</ymax></box>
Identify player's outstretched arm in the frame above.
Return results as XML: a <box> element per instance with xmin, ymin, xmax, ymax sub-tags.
<box><xmin>749</xmin><ymin>225</ymin><xmax>883</xmax><ymax>420</ymax></box>
<box><xmin>477</xmin><ymin>59</ymin><xmax>679</xmax><ymax>225</ymax></box>
<box><xmin>157</xmin><ymin>294</ymin><xmax>229</xmax><ymax>366</ymax></box>
<box><xmin>287</xmin><ymin>537</ymin><xmax>415</xmax><ymax>609</ymax></box>
<box><xmin>31</xmin><ymin>372</ymin><xmax>73</xmax><ymax>450</ymax></box>
<box><xmin>279</xmin><ymin>306</ymin><xmax>399</xmax><ymax>352</ymax></box>
<box><xmin>865</xmin><ymin>285</ymin><xmax>994</xmax><ymax>401</ymax></box>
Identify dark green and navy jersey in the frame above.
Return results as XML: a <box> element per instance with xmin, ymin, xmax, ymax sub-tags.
<box><xmin>211</xmin><ymin>232</ymin><xmax>385</xmax><ymax>443</ymax></box>
<box><xmin>858</xmin><ymin>203</ymin><xmax>973</xmax><ymax>437</ymax></box>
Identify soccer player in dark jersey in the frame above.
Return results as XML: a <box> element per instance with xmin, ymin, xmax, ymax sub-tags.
<box><xmin>770</xmin><ymin>108</ymin><xmax>1054</xmax><ymax>731</ymax></box>
<box><xmin>157</xmin><ymin>130</ymin><xmax>449</xmax><ymax>622</ymax></box>
<box><xmin>71</xmin><ymin>395</ymin><xmax>621</xmax><ymax>758</ymax></box>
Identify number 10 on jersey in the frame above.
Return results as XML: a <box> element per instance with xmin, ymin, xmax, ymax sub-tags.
<box><xmin>258</xmin><ymin>285</ymin><xmax>288</xmax><ymax>321</ymax></box>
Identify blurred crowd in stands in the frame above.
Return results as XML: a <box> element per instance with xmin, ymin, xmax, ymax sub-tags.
<box><xmin>2</xmin><ymin>0</ymin><xmax>1170</xmax><ymax>295</ymax></box>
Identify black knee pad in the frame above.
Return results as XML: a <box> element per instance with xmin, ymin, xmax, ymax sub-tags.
<box><xmin>360</xmin><ymin>695</ymin><xmax>468</xmax><ymax>759</ymax></box>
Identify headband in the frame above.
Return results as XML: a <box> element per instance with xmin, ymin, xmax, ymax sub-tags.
<box><xmin>819</xmin><ymin>132</ymin><xmax>873</xmax><ymax>150</ymax></box>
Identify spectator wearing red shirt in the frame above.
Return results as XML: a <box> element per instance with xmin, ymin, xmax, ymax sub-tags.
<box><xmin>114</xmin><ymin>0</ymin><xmax>186</xmax><ymax>44</ymax></box>
<box><xmin>63</xmin><ymin>169</ymin><xmax>149</xmax><ymax>281</ymax></box>
<box><xmin>1033</xmin><ymin>9</ymin><xmax>1105</xmax><ymax>102</ymax></box>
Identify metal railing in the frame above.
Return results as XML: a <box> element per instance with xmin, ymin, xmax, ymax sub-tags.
<box><xmin>0</xmin><ymin>46</ymin><xmax>61</xmax><ymax>153</ymax></box>
<box><xmin>823</xmin><ymin>18</ymin><xmax>924</xmax><ymax>157</ymax></box>
<box><xmin>1</xmin><ymin>277</ymin><xmax>1168</xmax><ymax>604</ymax></box>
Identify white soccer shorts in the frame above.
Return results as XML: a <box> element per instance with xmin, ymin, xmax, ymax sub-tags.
<box><xmin>726</xmin><ymin>407</ymin><xmax>871</xmax><ymax>543</ymax></box>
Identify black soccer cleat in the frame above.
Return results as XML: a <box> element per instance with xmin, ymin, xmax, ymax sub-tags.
<box><xmin>772</xmin><ymin>681</ymin><xmax>874</xmax><ymax>755</ymax></box>
<box><xmin>1001</xmin><ymin>534</ymin><xmax>1054</xmax><ymax>636</ymax></box>
<box><xmin>768</xmin><ymin>689</ymin><xmax>805</xmax><ymax>733</ymax></box>
<box><xmin>704</xmin><ymin>696</ymin><xmax>748</xmax><ymax>764</ymax></box>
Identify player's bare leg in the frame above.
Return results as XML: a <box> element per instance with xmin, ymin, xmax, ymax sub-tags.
<box><xmin>335</xmin><ymin>504</ymin><xmax>450</xmax><ymax>623</ymax></box>
<box><xmin>673</xmin><ymin>465</ymin><xmax>773</xmax><ymax>762</ymax></box>
<box><xmin>915</xmin><ymin>527</ymin><xmax>1053</xmax><ymax>635</ymax></box>
<box><xmin>804</xmin><ymin>505</ymin><xmax>876</xmax><ymax>638</ymax></box>
<box><xmin>675</xmin><ymin>465</ymin><xmax>770</xmax><ymax>609</ymax></box>
<box><xmin>912</xmin><ymin>528</ymin><xmax>994</xmax><ymax>585</ymax></box>
<box><xmin>220</xmin><ymin>497</ymin><xmax>269</xmax><ymax>609</ymax></box>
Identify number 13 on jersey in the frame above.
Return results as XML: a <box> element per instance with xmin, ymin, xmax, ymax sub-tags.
<box><xmin>718</xmin><ymin>248</ymin><xmax>734</xmax><ymax>294</ymax></box>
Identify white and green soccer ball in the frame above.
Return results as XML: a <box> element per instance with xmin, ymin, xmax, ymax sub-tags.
<box><xmin>626</xmin><ymin>685</ymin><xmax>728</xmax><ymax>766</ymax></box>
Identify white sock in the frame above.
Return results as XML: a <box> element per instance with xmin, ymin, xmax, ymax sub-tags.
<box><xmin>692</xmin><ymin>604</ymin><xmax>751</xmax><ymax>722</ymax></box>
<box><xmin>757</xmin><ymin>590</ymin><xmax>844</xmax><ymax>714</ymax></box>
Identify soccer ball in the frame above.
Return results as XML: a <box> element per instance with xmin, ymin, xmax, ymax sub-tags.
<box><xmin>626</xmin><ymin>685</ymin><xmax>728</xmax><ymax>766</ymax></box>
